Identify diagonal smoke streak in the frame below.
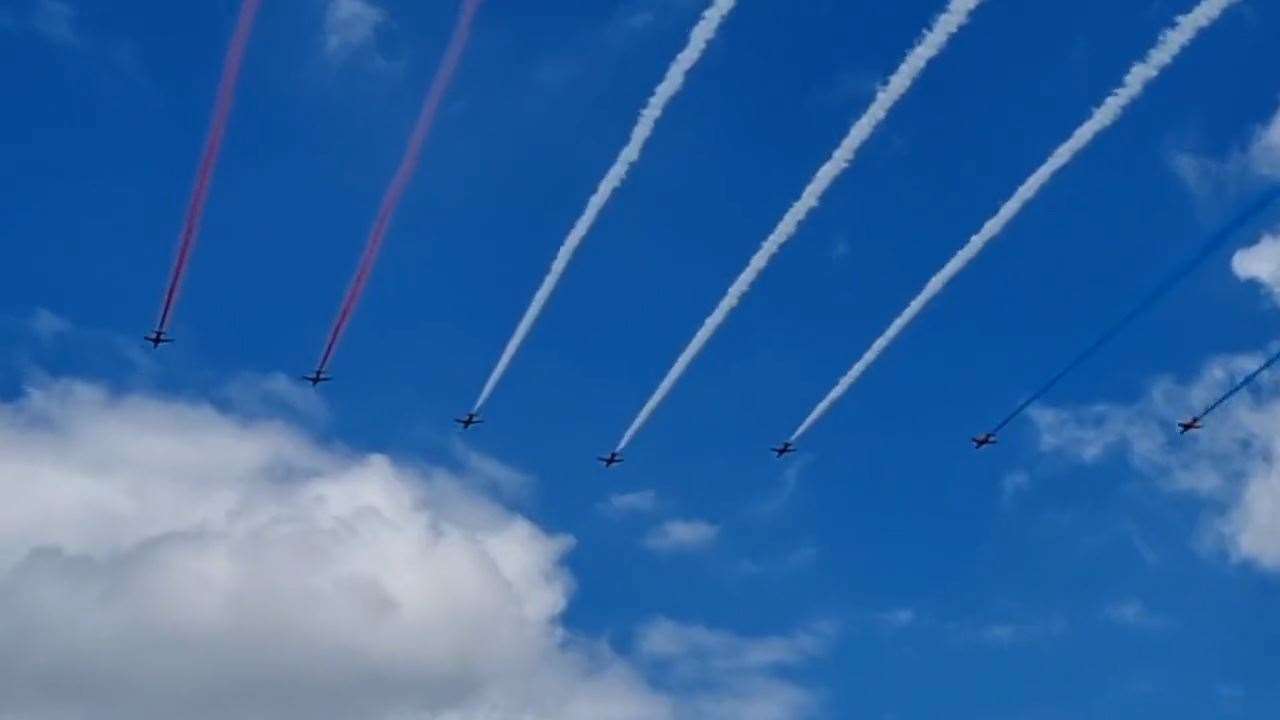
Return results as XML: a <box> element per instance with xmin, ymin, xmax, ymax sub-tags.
<box><xmin>616</xmin><ymin>0</ymin><xmax>984</xmax><ymax>451</ymax></box>
<box><xmin>316</xmin><ymin>0</ymin><xmax>483</xmax><ymax>374</ymax></box>
<box><xmin>471</xmin><ymin>0</ymin><xmax>737</xmax><ymax>413</ymax></box>
<box><xmin>989</xmin><ymin>187</ymin><xmax>1280</xmax><ymax>435</ymax></box>
<box><xmin>155</xmin><ymin>0</ymin><xmax>261</xmax><ymax>333</ymax></box>
<box><xmin>1197</xmin><ymin>346</ymin><xmax>1280</xmax><ymax>422</ymax></box>
<box><xmin>791</xmin><ymin>0</ymin><xmax>1240</xmax><ymax>442</ymax></box>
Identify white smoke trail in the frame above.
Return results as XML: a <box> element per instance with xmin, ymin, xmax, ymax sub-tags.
<box><xmin>616</xmin><ymin>0</ymin><xmax>985</xmax><ymax>451</ymax></box>
<box><xmin>790</xmin><ymin>0</ymin><xmax>1239</xmax><ymax>442</ymax></box>
<box><xmin>472</xmin><ymin>0</ymin><xmax>737</xmax><ymax>412</ymax></box>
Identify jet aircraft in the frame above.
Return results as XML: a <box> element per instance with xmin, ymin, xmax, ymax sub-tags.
<box><xmin>144</xmin><ymin>330</ymin><xmax>174</xmax><ymax>349</ymax></box>
<box><xmin>771</xmin><ymin>441</ymin><xmax>797</xmax><ymax>459</ymax></box>
<box><xmin>302</xmin><ymin>370</ymin><xmax>332</xmax><ymax>387</ymax></box>
<box><xmin>971</xmin><ymin>433</ymin><xmax>998</xmax><ymax>449</ymax></box>
<box><xmin>1177</xmin><ymin>417</ymin><xmax>1204</xmax><ymax>434</ymax></box>
<box><xmin>455</xmin><ymin>412</ymin><xmax>483</xmax><ymax>430</ymax></box>
<box><xmin>597</xmin><ymin>451</ymin><xmax>624</xmax><ymax>469</ymax></box>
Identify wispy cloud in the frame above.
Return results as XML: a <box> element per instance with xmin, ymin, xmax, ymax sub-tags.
<box><xmin>872</xmin><ymin>608</ymin><xmax>918</xmax><ymax>632</ymax></box>
<box><xmin>1000</xmin><ymin>469</ymin><xmax>1031</xmax><ymax>507</ymax></box>
<box><xmin>1103</xmin><ymin>598</ymin><xmax>1170</xmax><ymax>630</ymax></box>
<box><xmin>736</xmin><ymin>545</ymin><xmax>818</xmax><ymax>576</ymax></box>
<box><xmin>644</xmin><ymin>519</ymin><xmax>720</xmax><ymax>553</ymax></box>
<box><xmin>27</xmin><ymin>308</ymin><xmax>74</xmax><ymax>343</ymax></box>
<box><xmin>1170</xmin><ymin>102</ymin><xmax>1280</xmax><ymax>207</ymax></box>
<box><xmin>323</xmin><ymin>0</ymin><xmax>387</xmax><ymax>63</ymax></box>
<box><xmin>4</xmin><ymin>0</ymin><xmax>148</xmax><ymax>82</ymax></box>
<box><xmin>599</xmin><ymin>489</ymin><xmax>659</xmax><ymax>516</ymax></box>
<box><xmin>32</xmin><ymin>0</ymin><xmax>78</xmax><ymax>46</ymax></box>
<box><xmin>449</xmin><ymin>440</ymin><xmax>537</xmax><ymax>501</ymax></box>
<box><xmin>217</xmin><ymin>371</ymin><xmax>331</xmax><ymax>425</ymax></box>
<box><xmin>969</xmin><ymin>617</ymin><xmax>1068</xmax><ymax>646</ymax></box>
<box><xmin>1032</xmin><ymin>345</ymin><xmax>1280</xmax><ymax>572</ymax></box>
<box><xmin>637</xmin><ymin>618</ymin><xmax>834</xmax><ymax>719</ymax></box>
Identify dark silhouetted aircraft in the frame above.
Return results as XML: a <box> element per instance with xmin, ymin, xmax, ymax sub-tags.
<box><xmin>144</xmin><ymin>330</ymin><xmax>174</xmax><ymax>349</ymax></box>
<box><xmin>455</xmin><ymin>412</ymin><xmax>483</xmax><ymax>430</ymax></box>
<box><xmin>1178</xmin><ymin>417</ymin><xmax>1203</xmax><ymax>434</ymax></box>
<box><xmin>301</xmin><ymin>370</ymin><xmax>332</xmax><ymax>387</ymax></box>
<box><xmin>971</xmin><ymin>433</ymin><xmax>998</xmax><ymax>449</ymax></box>
<box><xmin>597</xmin><ymin>451</ymin><xmax>624</xmax><ymax>469</ymax></box>
<box><xmin>771</xmin><ymin>441</ymin><xmax>797</xmax><ymax>459</ymax></box>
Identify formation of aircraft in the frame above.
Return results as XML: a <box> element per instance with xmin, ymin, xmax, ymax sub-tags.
<box><xmin>597</xmin><ymin>451</ymin><xmax>624</xmax><ymax>469</ymax></box>
<box><xmin>971</xmin><ymin>433</ymin><xmax>999</xmax><ymax>450</ymax></box>
<box><xmin>771</xmin><ymin>441</ymin><xmax>797</xmax><ymax>459</ymax></box>
<box><xmin>135</xmin><ymin>336</ymin><xmax>1242</xmax><ymax>465</ymax></box>
<box><xmin>144</xmin><ymin>329</ymin><xmax>174</xmax><ymax>349</ymax></box>
<box><xmin>302</xmin><ymin>370</ymin><xmax>332</xmax><ymax>387</ymax></box>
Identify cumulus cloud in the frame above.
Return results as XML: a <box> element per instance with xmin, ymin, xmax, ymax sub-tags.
<box><xmin>637</xmin><ymin>618</ymin><xmax>832</xmax><ymax>720</ymax></box>
<box><xmin>1031</xmin><ymin>348</ymin><xmax>1280</xmax><ymax>571</ymax></box>
<box><xmin>0</xmin><ymin>380</ymin><xmax>667</xmax><ymax>719</ymax></box>
<box><xmin>0</xmin><ymin>379</ymin><xmax>829</xmax><ymax>712</ymax></box>
<box><xmin>0</xmin><ymin>380</ymin><xmax>823</xmax><ymax>719</ymax></box>
<box><xmin>1231</xmin><ymin>231</ymin><xmax>1280</xmax><ymax>304</ymax></box>
<box><xmin>644</xmin><ymin>520</ymin><xmax>720</xmax><ymax>553</ymax></box>
<box><xmin>323</xmin><ymin>0</ymin><xmax>386</xmax><ymax>62</ymax></box>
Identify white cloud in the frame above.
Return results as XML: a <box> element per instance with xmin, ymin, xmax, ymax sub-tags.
<box><xmin>218</xmin><ymin>371</ymin><xmax>330</xmax><ymax>424</ymax></box>
<box><xmin>1171</xmin><ymin>103</ymin><xmax>1280</xmax><ymax>203</ymax></box>
<box><xmin>1032</xmin><ymin>348</ymin><xmax>1280</xmax><ymax>571</ymax></box>
<box><xmin>971</xmin><ymin>617</ymin><xmax>1067</xmax><ymax>646</ymax></box>
<box><xmin>27</xmin><ymin>308</ymin><xmax>73</xmax><ymax>343</ymax></box>
<box><xmin>452</xmin><ymin>440</ymin><xmax>536</xmax><ymax>501</ymax></box>
<box><xmin>1000</xmin><ymin>470</ymin><xmax>1031</xmax><ymax>507</ymax></box>
<box><xmin>31</xmin><ymin>0</ymin><xmax>77</xmax><ymax>46</ymax></box>
<box><xmin>1103</xmin><ymin>598</ymin><xmax>1169</xmax><ymax>630</ymax></box>
<box><xmin>872</xmin><ymin>608</ymin><xmax>918</xmax><ymax>631</ymax></box>
<box><xmin>1231</xmin><ymin>230</ymin><xmax>1280</xmax><ymax>304</ymax></box>
<box><xmin>600</xmin><ymin>489</ymin><xmax>658</xmax><ymax>516</ymax></box>
<box><xmin>323</xmin><ymin>0</ymin><xmax>386</xmax><ymax>62</ymax></box>
<box><xmin>829</xmin><ymin>237</ymin><xmax>852</xmax><ymax>262</ymax></box>
<box><xmin>0</xmin><ymin>380</ymin><xmax>820</xmax><ymax>719</ymax></box>
<box><xmin>1248</xmin><ymin>108</ymin><xmax>1280</xmax><ymax>178</ymax></box>
<box><xmin>637</xmin><ymin>619</ymin><xmax>832</xmax><ymax>720</ymax></box>
<box><xmin>643</xmin><ymin>520</ymin><xmax>720</xmax><ymax>553</ymax></box>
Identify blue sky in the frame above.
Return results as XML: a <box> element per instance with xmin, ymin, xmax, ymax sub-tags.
<box><xmin>1</xmin><ymin>0</ymin><xmax>1279</xmax><ymax>717</ymax></box>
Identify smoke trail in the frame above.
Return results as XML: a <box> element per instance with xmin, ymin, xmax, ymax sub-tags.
<box><xmin>471</xmin><ymin>0</ymin><xmax>737</xmax><ymax>412</ymax></box>
<box><xmin>988</xmin><ymin>186</ymin><xmax>1280</xmax><ymax>435</ymax></box>
<box><xmin>615</xmin><ymin>0</ymin><xmax>984</xmax><ymax>451</ymax></box>
<box><xmin>1196</xmin><ymin>345</ymin><xmax>1280</xmax><ymax>421</ymax></box>
<box><xmin>153</xmin><ymin>0</ymin><xmax>261</xmax><ymax>335</ymax></box>
<box><xmin>791</xmin><ymin>0</ymin><xmax>1239</xmax><ymax>442</ymax></box>
<box><xmin>315</xmin><ymin>0</ymin><xmax>483</xmax><ymax>374</ymax></box>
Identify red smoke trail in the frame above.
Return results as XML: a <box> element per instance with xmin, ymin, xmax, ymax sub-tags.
<box><xmin>315</xmin><ymin>0</ymin><xmax>483</xmax><ymax>375</ymax></box>
<box><xmin>154</xmin><ymin>0</ymin><xmax>262</xmax><ymax>334</ymax></box>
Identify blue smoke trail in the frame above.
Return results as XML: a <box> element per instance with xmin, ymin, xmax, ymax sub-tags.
<box><xmin>989</xmin><ymin>186</ymin><xmax>1280</xmax><ymax>435</ymax></box>
<box><xmin>1197</xmin><ymin>346</ymin><xmax>1280</xmax><ymax>421</ymax></box>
